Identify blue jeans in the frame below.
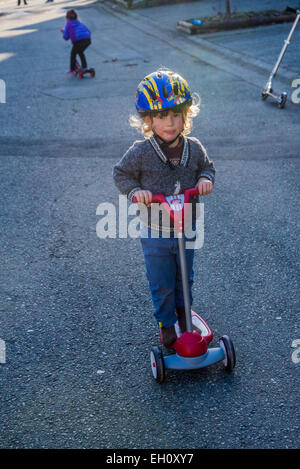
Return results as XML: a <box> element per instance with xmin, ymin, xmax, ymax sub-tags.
<box><xmin>140</xmin><ymin>227</ymin><xmax>195</xmax><ymax>328</ymax></box>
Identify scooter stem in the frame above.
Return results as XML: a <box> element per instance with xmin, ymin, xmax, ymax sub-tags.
<box><xmin>178</xmin><ymin>236</ymin><xmax>193</xmax><ymax>333</ymax></box>
<box><xmin>270</xmin><ymin>11</ymin><xmax>300</xmax><ymax>80</ymax></box>
<box><xmin>266</xmin><ymin>11</ymin><xmax>300</xmax><ymax>86</ymax></box>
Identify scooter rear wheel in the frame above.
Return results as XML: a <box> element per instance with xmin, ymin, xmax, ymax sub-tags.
<box><xmin>219</xmin><ymin>335</ymin><xmax>236</xmax><ymax>371</ymax></box>
<box><xmin>278</xmin><ymin>92</ymin><xmax>287</xmax><ymax>109</ymax></box>
<box><xmin>150</xmin><ymin>346</ymin><xmax>165</xmax><ymax>383</ymax></box>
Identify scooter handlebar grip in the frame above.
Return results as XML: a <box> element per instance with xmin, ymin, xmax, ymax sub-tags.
<box><xmin>132</xmin><ymin>194</ymin><xmax>165</xmax><ymax>204</ymax></box>
<box><xmin>184</xmin><ymin>188</ymin><xmax>199</xmax><ymax>200</ymax></box>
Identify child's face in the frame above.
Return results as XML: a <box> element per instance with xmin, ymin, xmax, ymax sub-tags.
<box><xmin>150</xmin><ymin>110</ymin><xmax>183</xmax><ymax>143</ymax></box>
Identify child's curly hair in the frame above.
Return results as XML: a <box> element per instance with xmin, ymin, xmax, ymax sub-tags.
<box><xmin>129</xmin><ymin>94</ymin><xmax>201</xmax><ymax>137</ymax></box>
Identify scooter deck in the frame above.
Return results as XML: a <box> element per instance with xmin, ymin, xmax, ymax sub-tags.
<box><xmin>78</xmin><ymin>68</ymin><xmax>95</xmax><ymax>78</ymax></box>
<box><xmin>163</xmin><ymin>347</ymin><xmax>225</xmax><ymax>371</ymax></box>
<box><xmin>162</xmin><ymin>312</ymin><xmax>225</xmax><ymax>371</ymax></box>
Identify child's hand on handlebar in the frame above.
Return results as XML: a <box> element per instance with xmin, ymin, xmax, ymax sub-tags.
<box><xmin>133</xmin><ymin>190</ymin><xmax>153</xmax><ymax>207</ymax></box>
<box><xmin>196</xmin><ymin>177</ymin><xmax>213</xmax><ymax>196</ymax></box>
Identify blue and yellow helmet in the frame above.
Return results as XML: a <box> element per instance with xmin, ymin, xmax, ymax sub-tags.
<box><xmin>136</xmin><ymin>70</ymin><xmax>192</xmax><ymax>113</ymax></box>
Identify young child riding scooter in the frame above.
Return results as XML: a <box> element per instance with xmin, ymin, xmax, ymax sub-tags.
<box><xmin>113</xmin><ymin>69</ymin><xmax>216</xmax><ymax>347</ymax></box>
<box><xmin>62</xmin><ymin>9</ymin><xmax>91</xmax><ymax>74</ymax></box>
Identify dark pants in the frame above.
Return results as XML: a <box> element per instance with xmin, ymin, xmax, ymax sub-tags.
<box><xmin>18</xmin><ymin>0</ymin><xmax>27</xmax><ymax>4</ymax></box>
<box><xmin>70</xmin><ymin>38</ymin><xmax>91</xmax><ymax>71</ymax></box>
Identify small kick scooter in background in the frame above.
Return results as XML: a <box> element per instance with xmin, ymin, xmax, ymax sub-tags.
<box><xmin>134</xmin><ymin>188</ymin><xmax>236</xmax><ymax>383</ymax></box>
<box><xmin>73</xmin><ymin>61</ymin><xmax>95</xmax><ymax>79</ymax></box>
<box><xmin>60</xmin><ymin>29</ymin><xmax>95</xmax><ymax>79</ymax></box>
<box><xmin>261</xmin><ymin>8</ymin><xmax>300</xmax><ymax>108</ymax></box>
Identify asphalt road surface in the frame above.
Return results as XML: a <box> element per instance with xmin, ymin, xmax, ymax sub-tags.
<box><xmin>0</xmin><ymin>0</ymin><xmax>299</xmax><ymax>449</ymax></box>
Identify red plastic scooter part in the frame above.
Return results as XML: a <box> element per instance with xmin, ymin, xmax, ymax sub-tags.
<box><xmin>132</xmin><ymin>188</ymin><xmax>199</xmax><ymax>234</ymax></box>
<box><xmin>175</xmin><ymin>331</ymin><xmax>207</xmax><ymax>357</ymax></box>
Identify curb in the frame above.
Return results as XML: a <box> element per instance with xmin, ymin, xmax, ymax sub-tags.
<box><xmin>105</xmin><ymin>0</ymin><xmax>199</xmax><ymax>9</ymax></box>
<box><xmin>177</xmin><ymin>11</ymin><xmax>297</xmax><ymax>35</ymax></box>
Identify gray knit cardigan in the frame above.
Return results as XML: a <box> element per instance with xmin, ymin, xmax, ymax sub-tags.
<box><xmin>113</xmin><ymin>135</ymin><xmax>216</xmax><ymax>232</ymax></box>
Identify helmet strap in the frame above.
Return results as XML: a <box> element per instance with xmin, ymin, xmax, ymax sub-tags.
<box><xmin>154</xmin><ymin>132</ymin><xmax>181</xmax><ymax>147</ymax></box>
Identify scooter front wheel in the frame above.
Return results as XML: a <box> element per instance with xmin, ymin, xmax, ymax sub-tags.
<box><xmin>150</xmin><ymin>346</ymin><xmax>165</xmax><ymax>383</ymax></box>
<box><xmin>219</xmin><ymin>335</ymin><xmax>236</xmax><ymax>371</ymax></box>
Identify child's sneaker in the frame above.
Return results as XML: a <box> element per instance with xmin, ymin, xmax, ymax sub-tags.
<box><xmin>161</xmin><ymin>325</ymin><xmax>177</xmax><ymax>347</ymax></box>
<box><xmin>67</xmin><ymin>69</ymin><xmax>76</xmax><ymax>75</ymax></box>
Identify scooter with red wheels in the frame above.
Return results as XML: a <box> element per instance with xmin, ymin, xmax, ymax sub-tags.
<box><xmin>133</xmin><ymin>188</ymin><xmax>236</xmax><ymax>383</ymax></box>
<box><xmin>60</xmin><ymin>29</ymin><xmax>95</xmax><ymax>78</ymax></box>
<box><xmin>74</xmin><ymin>60</ymin><xmax>95</xmax><ymax>79</ymax></box>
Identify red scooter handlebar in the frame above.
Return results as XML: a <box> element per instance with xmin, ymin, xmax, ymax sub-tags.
<box><xmin>132</xmin><ymin>187</ymin><xmax>199</xmax><ymax>204</ymax></box>
<box><xmin>132</xmin><ymin>188</ymin><xmax>199</xmax><ymax>233</ymax></box>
